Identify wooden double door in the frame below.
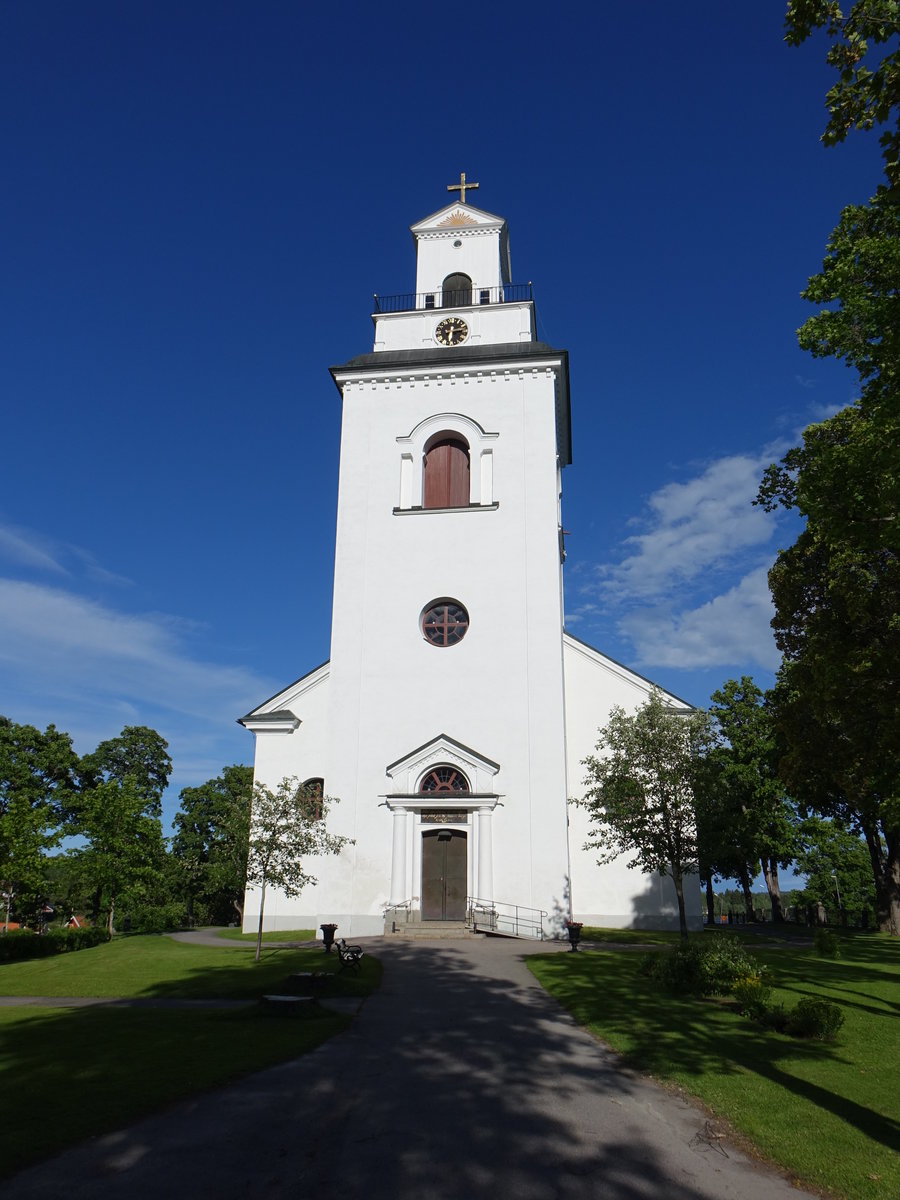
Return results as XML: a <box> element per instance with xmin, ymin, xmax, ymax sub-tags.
<box><xmin>421</xmin><ymin>829</ymin><xmax>467</xmax><ymax>921</ymax></box>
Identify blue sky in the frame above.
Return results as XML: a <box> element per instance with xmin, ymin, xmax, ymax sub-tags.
<box><xmin>1</xmin><ymin>4</ymin><xmax>885</xmax><ymax>830</ymax></box>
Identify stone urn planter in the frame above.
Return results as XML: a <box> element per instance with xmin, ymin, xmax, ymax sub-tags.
<box><xmin>565</xmin><ymin>920</ymin><xmax>583</xmax><ymax>952</ymax></box>
<box><xmin>320</xmin><ymin>923</ymin><xmax>338</xmax><ymax>953</ymax></box>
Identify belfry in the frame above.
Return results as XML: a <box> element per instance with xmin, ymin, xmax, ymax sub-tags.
<box><xmin>240</xmin><ymin>186</ymin><xmax>700</xmax><ymax>936</ymax></box>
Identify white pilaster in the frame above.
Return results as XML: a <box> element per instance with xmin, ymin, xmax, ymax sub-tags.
<box><xmin>389</xmin><ymin>808</ymin><xmax>409</xmax><ymax>904</ymax></box>
<box><xmin>476</xmin><ymin>806</ymin><xmax>493</xmax><ymax>900</ymax></box>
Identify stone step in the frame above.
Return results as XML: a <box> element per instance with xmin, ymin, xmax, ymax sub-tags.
<box><xmin>386</xmin><ymin>920</ymin><xmax>478</xmax><ymax>939</ymax></box>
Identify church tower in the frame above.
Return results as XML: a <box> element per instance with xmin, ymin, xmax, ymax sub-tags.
<box><xmin>240</xmin><ymin>180</ymin><xmax>700</xmax><ymax>937</ymax></box>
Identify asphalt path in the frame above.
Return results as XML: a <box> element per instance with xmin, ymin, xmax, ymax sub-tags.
<box><xmin>4</xmin><ymin>934</ymin><xmax>816</xmax><ymax>1199</ymax></box>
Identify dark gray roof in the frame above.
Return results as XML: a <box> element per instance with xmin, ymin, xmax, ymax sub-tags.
<box><xmin>237</xmin><ymin>709</ymin><xmax>300</xmax><ymax>729</ymax></box>
<box><xmin>330</xmin><ymin>341</ymin><xmax>572</xmax><ymax>467</ymax></box>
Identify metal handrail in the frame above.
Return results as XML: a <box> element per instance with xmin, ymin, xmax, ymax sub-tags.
<box><xmin>467</xmin><ymin>896</ymin><xmax>547</xmax><ymax>940</ymax></box>
<box><xmin>373</xmin><ymin>282</ymin><xmax>534</xmax><ymax>314</ymax></box>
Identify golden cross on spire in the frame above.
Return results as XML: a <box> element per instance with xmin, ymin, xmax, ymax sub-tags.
<box><xmin>447</xmin><ymin>171</ymin><xmax>479</xmax><ymax>204</ymax></box>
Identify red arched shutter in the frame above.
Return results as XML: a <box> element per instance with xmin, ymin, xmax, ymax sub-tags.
<box><xmin>424</xmin><ymin>439</ymin><xmax>469</xmax><ymax>508</ymax></box>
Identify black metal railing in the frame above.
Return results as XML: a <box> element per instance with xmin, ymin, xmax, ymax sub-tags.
<box><xmin>373</xmin><ymin>282</ymin><xmax>533</xmax><ymax>314</ymax></box>
<box><xmin>466</xmin><ymin>896</ymin><xmax>547</xmax><ymax>940</ymax></box>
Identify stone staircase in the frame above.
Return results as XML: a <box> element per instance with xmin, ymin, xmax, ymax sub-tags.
<box><xmin>384</xmin><ymin>917</ymin><xmax>478</xmax><ymax>940</ymax></box>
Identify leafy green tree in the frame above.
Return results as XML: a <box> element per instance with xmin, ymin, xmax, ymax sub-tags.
<box><xmin>706</xmin><ymin>679</ymin><xmax>797</xmax><ymax>922</ymax></box>
<box><xmin>73</xmin><ymin>726</ymin><xmax>171</xmax><ymax>930</ymax></box>
<box><xmin>246</xmin><ymin>778</ymin><xmax>351</xmax><ymax>960</ymax></box>
<box><xmin>694</xmin><ymin>747</ymin><xmax>756</xmax><ymax>924</ymax></box>
<box><xmin>793</xmin><ymin>815</ymin><xmax>877</xmax><ymax>920</ymax></box>
<box><xmin>785</xmin><ymin>1</ymin><xmax>900</xmax><ymax>187</ymax></box>
<box><xmin>578</xmin><ymin>690</ymin><xmax>714</xmax><ymax>938</ymax></box>
<box><xmin>80</xmin><ymin>726</ymin><xmax>172</xmax><ymax>818</ymax></box>
<box><xmin>72</xmin><ymin>778</ymin><xmax>167</xmax><ymax>933</ymax></box>
<box><xmin>172</xmin><ymin>765</ymin><xmax>253</xmax><ymax>924</ymax></box>
<box><xmin>0</xmin><ymin>718</ymin><xmax>78</xmax><ymax>930</ymax></box>
<box><xmin>758</xmin><ymin>189</ymin><xmax>900</xmax><ymax>933</ymax></box>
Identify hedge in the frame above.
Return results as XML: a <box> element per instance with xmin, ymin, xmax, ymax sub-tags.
<box><xmin>0</xmin><ymin>926</ymin><xmax>111</xmax><ymax>962</ymax></box>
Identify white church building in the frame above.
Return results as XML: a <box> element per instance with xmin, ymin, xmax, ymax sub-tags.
<box><xmin>240</xmin><ymin>185</ymin><xmax>701</xmax><ymax>937</ymax></box>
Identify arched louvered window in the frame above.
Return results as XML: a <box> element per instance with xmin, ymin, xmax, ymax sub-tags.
<box><xmin>419</xmin><ymin>765</ymin><xmax>470</xmax><ymax>794</ymax></box>
<box><xmin>424</xmin><ymin>436</ymin><xmax>469</xmax><ymax>508</ymax></box>
<box><xmin>442</xmin><ymin>272</ymin><xmax>472</xmax><ymax>308</ymax></box>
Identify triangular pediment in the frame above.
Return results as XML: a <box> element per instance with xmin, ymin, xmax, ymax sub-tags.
<box><xmin>385</xmin><ymin>733</ymin><xmax>500</xmax><ymax>795</ymax></box>
<box><xmin>411</xmin><ymin>202</ymin><xmax>505</xmax><ymax>236</ymax></box>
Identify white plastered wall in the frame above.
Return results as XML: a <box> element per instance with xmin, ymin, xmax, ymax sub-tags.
<box><xmin>562</xmin><ymin>634</ymin><xmax>703</xmax><ymax>931</ymax></box>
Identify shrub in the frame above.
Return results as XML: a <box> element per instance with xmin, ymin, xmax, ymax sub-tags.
<box><xmin>0</xmin><ymin>925</ymin><xmax>110</xmax><ymax>962</ymax></box>
<box><xmin>644</xmin><ymin>934</ymin><xmax>757</xmax><ymax>996</ymax></box>
<box><xmin>732</xmin><ymin>972</ymin><xmax>772</xmax><ymax>1019</ymax></box>
<box><xmin>814</xmin><ymin>927</ymin><xmax>841</xmax><ymax>958</ymax></box>
<box><xmin>787</xmin><ymin>996</ymin><xmax>845</xmax><ymax>1041</ymax></box>
<box><xmin>123</xmin><ymin>903</ymin><xmax>187</xmax><ymax>934</ymax></box>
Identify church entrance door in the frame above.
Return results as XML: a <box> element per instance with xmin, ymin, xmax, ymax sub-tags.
<box><xmin>421</xmin><ymin>829</ymin><xmax>467</xmax><ymax>920</ymax></box>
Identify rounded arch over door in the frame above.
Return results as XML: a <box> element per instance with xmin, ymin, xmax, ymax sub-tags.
<box><xmin>442</xmin><ymin>272</ymin><xmax>472</xmax><ymax>307</ymax></box>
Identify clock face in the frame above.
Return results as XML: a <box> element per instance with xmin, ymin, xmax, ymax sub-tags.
<box><xmin>435</xmin><ymin>317</ymin><xmax>468</xmax><ymax>347</ymax></box>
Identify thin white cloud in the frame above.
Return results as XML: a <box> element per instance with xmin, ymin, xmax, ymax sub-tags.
<box><xmin>620</xmin><ymin>566</ymin><xmax>778</xmax><ymax>671</ymax></box>
<box><xmin>563</xmin><ymin>601</ymin><xmax>602</xmax><ymax>626</ymax></box>
<box><xmin>805</xmin><ymin>401</ymin><xmax>845</xmax><ymax>424</ymax></box>
<box><xmin>0</xmin><ymin>577</ymin><xmax>278</xmax><ymax>823</ymax></box>
<box><xmin>67</xmin><ymin>545</ymin><xmax>134</xmax><ymax>587</ymax></box>
<box><xmin>0</xmin><ymin>579</ymin><xmax>271</xmax><ymax>723</ymax></box>
<box><xmin>0</xmin><ymin>518</ymin><xmax>134</xmax><ymax>586</ymax></box>
<box><xmin>596</xmin><ymin>453</ymin><xmax>782</xmax><ymax>602</ymax></box>
<box><xmin>0</xmin><ymin>523</ymin><xmax>67</xmax><ymax>575</ymax></box>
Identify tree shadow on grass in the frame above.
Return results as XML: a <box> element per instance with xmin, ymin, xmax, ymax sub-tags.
<box><xmin>125</xmin><ymin>944</ymin><xmax>382</xmax><ymax>1001</ymax></box>
<box><xmin>753</xmin><ymin>944</ymin><xmax>900</xmax><ymax>1018</ymax></box>
<box><xmin>0</xmin><ymin>1003</ymin><xmax>349</xmax><ymax>1180</ymax></box>
<box><xmin>531</xmin><ymin>949</ymin><xmax>900</xmax><ymax>1155</ymax></box>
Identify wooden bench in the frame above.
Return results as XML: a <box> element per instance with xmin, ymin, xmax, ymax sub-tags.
<box><xmin>336</xmin><ymin>939</ymin><xmax>363</xmax><ymax>973</ymax></box>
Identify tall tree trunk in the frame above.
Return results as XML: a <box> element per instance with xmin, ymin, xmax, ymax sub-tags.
<box><xmin>762</xmin><ymin>857</ymin><xmax>785</xmax><ymax>922</ymax></box>
<box><xmin>232</xmin><ymin>895</ymin><xmax>244</xmax><ymax>925</ymax></box>
<box><xmin>91</xmin><ymin>884</ymin><xmax>103</xmax><ymax>925</ymax></box>
<box><xmin>739</xmin><ymin>863</ymin><xmax>755</xmax><ymax>921</ymax></box>
<box><xmin>255</xmin><ymin>877</ymin><xmax>267</xmax><ymax>962</ymax></box>
<box><xmin>672</xmin><ymin>869</ymin><xmax>688</xmax><ymax>939</ymax></box>
<box><xmin>704</xmin><ymin>871</ymin><xmax>715</xmax><ymax>926</ymax></box>
<box><xmin>107</xmin><ymin>894</ymin><xmax>115</xmax><ymax>935</ymax></box>
<box><xmin>867</xmin><ymin>825</ymin><xmax>900</xmax><ymax>936</ymax></box>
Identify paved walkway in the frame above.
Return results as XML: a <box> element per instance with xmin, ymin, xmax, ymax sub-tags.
<box><xmin>4</xmin><ymin>935</ymin><xmax>815</xmax><ymax>1200</ymax></box>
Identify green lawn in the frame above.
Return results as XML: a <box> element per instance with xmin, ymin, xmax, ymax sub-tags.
<box><xmin>529</xmin><ymin>931</ymin><xmax>899</xmax><ymax>1200</ymax></box>
<box><xmin>215</xmin><ymin>927</ymin><xmax>316</xmax><ymax>943</ymax></box>
<box><xmin>0</xmin><ymin>933</ymin><xmax>380</xmax><ymax>998</ymax></box>
<box><xmin>579</xmin><ymin>926</ymin><xmax>683</xmax><ymax>945</ymax></box>
<box><xmin>0</xmin><ymin>935</ymin><xmax>381</xmax><ymax>1177</ymax></box>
